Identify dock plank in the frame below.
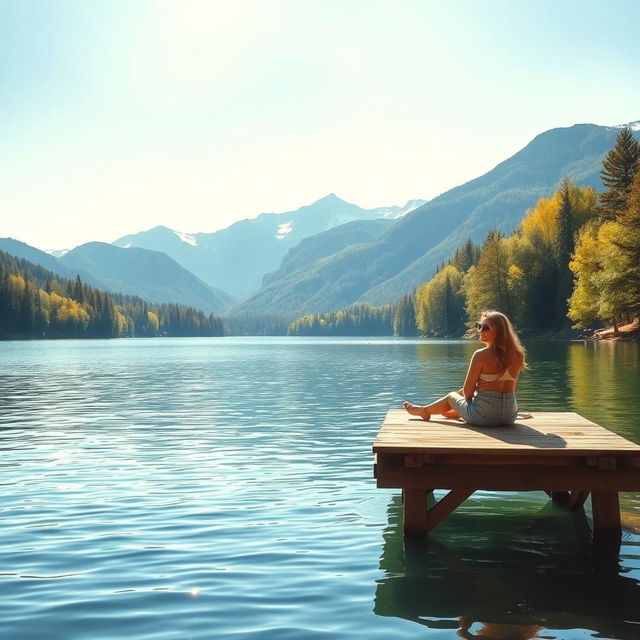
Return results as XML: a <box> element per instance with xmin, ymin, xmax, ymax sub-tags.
<box><xmin>373</xmin><ymin>410</ymin><xmax>640</xmax><ymax>456</ymax></box>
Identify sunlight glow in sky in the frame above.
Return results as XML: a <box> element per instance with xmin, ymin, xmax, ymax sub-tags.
<box><xmin>1</xmin><ymin>0</ymin><xmax>638</xmax><ymax>251</ymax></box>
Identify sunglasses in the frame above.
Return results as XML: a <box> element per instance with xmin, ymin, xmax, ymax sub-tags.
<box><xmin>475</xmin><ymin>322</ymin><xmax>491</xmax><ymax>332</ymax></box>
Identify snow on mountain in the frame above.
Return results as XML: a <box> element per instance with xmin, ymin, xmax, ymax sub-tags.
<box><xmin>174</xmin><ymin>230</ymin><xmax>198</xmax><ymax>247</ymax></box>
<box><xmin>370</xmin><ymin>199</ymin><xmax>427</xmax><ymax>220</ymax></box>
<box><xmin>276</xmin><ymin>222</ymin><xmax>293</xmax><ymax>240</ymax></box>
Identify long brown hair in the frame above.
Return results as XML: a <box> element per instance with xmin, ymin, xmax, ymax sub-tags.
<box><xmin>481</xmin><ymin>310</ymin><xmax>527</xmax><ymax>373</ymax></box>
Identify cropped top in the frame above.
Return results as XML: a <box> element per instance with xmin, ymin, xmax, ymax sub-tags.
<box><xmin>478</xmin><ymin>369</ymin><xmax>518</xmax><ymax>383</ymax></box>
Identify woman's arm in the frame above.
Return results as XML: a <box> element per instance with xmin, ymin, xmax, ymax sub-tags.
<box><xmin>462</xmin><ymin>350</ymin><xmax>483</xmax><ymax>401</ymax></box>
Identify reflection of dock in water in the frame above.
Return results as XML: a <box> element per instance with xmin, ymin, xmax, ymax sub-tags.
<box><xmin>373</xmin><ymin>410</ymin><xmax>640</xmax><ymax>561</ymax></box>
<box><xmin>374</xmin><ymin>494</ymin><xmax>640</xmax><ymax>638</ymax></box>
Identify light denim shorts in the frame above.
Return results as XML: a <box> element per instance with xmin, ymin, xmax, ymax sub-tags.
<box><xmin>451</xmin><ymin>391</ymin><xmax>518</xmax><ymax>427</ymax></box>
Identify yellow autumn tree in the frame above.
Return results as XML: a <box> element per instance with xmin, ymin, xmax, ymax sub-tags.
<box><xmin>146</xmin><ymin>311</ymin><xmax>160</xmax><ymax>334</ymax></box>
<box><xmin>568</xmin><ymin>222</ymin><xmax>633</xmax><ymax>330</ymax></box>
<box><xmin>414</xmin><ymin>265</ymin><xmax>465</xmax><ymax>335</ymax></box>
<box><xmin>569</xmin><ymin>168</ymin><xmax>640</xmax><ymax>329</ymax></box>
<box><xmin>520</xmin><ymin>184</ymin><xmax>597</xmax><ymax>246</ymax></box>
<box><xmin>567</xmin><ymin>223</ymin><xmax>602</xmax><ymax>328</ymax></box>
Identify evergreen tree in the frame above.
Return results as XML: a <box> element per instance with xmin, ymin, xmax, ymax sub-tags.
<box><xmin>73</xmin><ymin>275</ymin><xmax>84</xmax><ymax>303</ymax></box>
<box><xmin>599</xmin><ymin>126</ymin><xmax>639</xmax><ymax>220</ymax></box>
<box><xmin>612</xmin><ymin>168</ymin><xmax>640</xmax><ymax>318</ymax></box>
<box><xmin>449</xmin><ymin>239</ymin><xmax>481</xmax><ymax>273</ymax></box>
<box><xmin>464</xmin><ymin>230</ymin><xmax>513</xmax><ymax>323</ymax></box>
<box><xmin>554</xmin><ymin>178</ymin><xmax>574</xmax><ymax>328</ymax></box>
<box><xmin>393</xmin><ymin>294</ymin><xmax>417</xmax><ymax>337</ymax></box>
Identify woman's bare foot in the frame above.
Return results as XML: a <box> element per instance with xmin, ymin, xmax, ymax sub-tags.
<box><xmin>403</xmin><ymin>401</ymin><xmax>431</xmax><ymax>421</ymax></box>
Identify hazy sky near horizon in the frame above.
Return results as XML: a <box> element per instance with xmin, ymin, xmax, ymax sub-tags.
<box><xmin>1</xmin><ymin>0</ymin><xmax>638</xmax><ymax>251</ymax></box>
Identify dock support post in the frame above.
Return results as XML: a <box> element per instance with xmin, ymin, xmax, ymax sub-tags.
<box><xmin>591</xmin><ymin>491</ymin><xmax>622</xmax><ymax>562</ymax></box>
<box><xmin>402</xmin><ymin>489</ymin><xmax>427</xmax><ymax>537</ymax></box>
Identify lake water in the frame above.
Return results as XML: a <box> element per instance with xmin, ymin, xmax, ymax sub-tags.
<box><xmin>1</xmin><ymin>337</ymin><xmax>639</xmax><ymax>639</ymax></box>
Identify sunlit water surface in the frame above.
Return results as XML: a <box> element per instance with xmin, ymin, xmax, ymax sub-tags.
<box><xmin>1</xmin><ymin>338</ymin><xmax>638</xmax><ymax>639</ymax></box>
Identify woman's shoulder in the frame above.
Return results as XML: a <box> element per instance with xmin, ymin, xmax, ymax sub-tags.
<box><xmin>471</xmin><ymin>347</ymin><xmax>493</xmax><ymax>363</ymax></box>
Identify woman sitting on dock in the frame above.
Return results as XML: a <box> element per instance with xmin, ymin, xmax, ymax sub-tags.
<box><xmin>404</xmin><ymin>310</ymin><xmax>527</xmax><ymax>426</ymax></box>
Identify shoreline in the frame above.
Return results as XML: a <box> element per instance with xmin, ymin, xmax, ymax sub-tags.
<box><xmin>588</xmin><ymin>321</ymin><xmax>640</xmax><ymax>342</ymax></box>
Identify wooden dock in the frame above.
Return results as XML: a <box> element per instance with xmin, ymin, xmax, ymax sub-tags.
<box><xmin>373</xmin><ymin>410</ymin><xmax>640</xmax><ymax>556</ymax></box>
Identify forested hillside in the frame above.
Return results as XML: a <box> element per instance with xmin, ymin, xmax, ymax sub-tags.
<box><xmin>289</xmin><ymin>127</ymin><xmax>640</xmax><ymax>337</ymax></box>
<box><xmin>236</xmin><ymin>123</ymin><xmax>627</xmax><ymax>317</ymax></box>
<box><xmin>0</xmin><ymin>252</ymin><xmax>224</xmax><ymax>339</ymax></box>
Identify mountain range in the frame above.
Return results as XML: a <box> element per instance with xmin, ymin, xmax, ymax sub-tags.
<box><xmin>2</xmin><ymin>121</ymin><xmax>637</xmax><ymax>321</ymax></box>
<box><xmin>113</xmin><ymin>194</ymin><xmax>425</xmax><ymax>299</ymax></box>
<box><xmin>0</xmin><ymin>196</ymin><xmax>421</xmax><ymax>315</ymax></box>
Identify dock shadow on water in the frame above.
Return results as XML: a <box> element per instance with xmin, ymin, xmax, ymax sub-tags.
<box><xmin>374</xmin><ymin>494</ymin><xmax>640</xmax><ymax>639</ymax></box>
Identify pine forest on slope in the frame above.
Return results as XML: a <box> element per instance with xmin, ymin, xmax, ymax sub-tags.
<box><xmin>0</xmin><ymin>250</ymin><xmax>224</xmax><ymax>339</ymax></box>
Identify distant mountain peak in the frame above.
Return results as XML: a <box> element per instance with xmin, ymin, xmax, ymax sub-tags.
<box><xmin>125</xmin><ymin>224</ymin><xmax>175</xmax><ymax>235</ymax></box>
<box><xmin>318</xmin><ymin>192</ymin><xmax>340</xmax><ymax>201</ymax></box>
<box><xmin>310</xmin><ymin>193</ymin><xmax>352</xmax><ymax>207</ymax></box>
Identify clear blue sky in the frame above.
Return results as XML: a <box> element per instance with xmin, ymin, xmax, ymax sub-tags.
<box><xmin>1</xmin><ymin>0</ymin><xmax>638</xmax><ymax>250</ymax></box>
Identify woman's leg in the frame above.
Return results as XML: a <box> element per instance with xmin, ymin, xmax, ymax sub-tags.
<box><xmin>404</xmin><ymin>392</ymin><xmax>461</xmax><ymax>421</ymax></box>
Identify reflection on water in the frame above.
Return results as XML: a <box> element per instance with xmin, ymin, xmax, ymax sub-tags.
<box><xmin>376</xmin><ymin>495</ymin><xmax>640</xmax><ymax>639</ymax></box>
<box><xmin>0</xmin><ymin>337</ymin><xmax>638</xmax><ymax>639</ymax></box>
<box><xmin>569</xmin><ymin>340</ymin><xmax>640</xmax><ymax>440</ymax></box>
<box><xmin>382</xmin><ymin>340</ymin><xmax>640</xmax><ymax>639</ymax></box>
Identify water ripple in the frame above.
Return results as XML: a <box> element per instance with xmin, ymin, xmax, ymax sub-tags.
<box><xmin>0</xmin><ymin>337</ymin><xmax>638</xmax><ymax>639</ymax></box>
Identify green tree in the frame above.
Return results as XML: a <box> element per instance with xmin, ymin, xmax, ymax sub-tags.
<box><xmin>449</xmin><ymin>239</ymin><xmax>481</xmax><ymax>273</ymax></box>
<box><xmin>392</xmin><ymin>294</ymin><xmax>417</xmax><ymax>336</ymax></box>
<box><xmin>464</xmin><ymin>230</ymin><xmax>513</xmax><ymax>323</ymax></box>
<box><xmin>554</xmin><ymin>178</ymin><xmax>574</xmax><ymax>328</ymax></box>
<box><xmin>599</xmin><ymin>126</ymin><xmax>639</xmax><ymax>220</ymax></box>
<box><xmin>415</xmin><ymin>265</ymin><xmax>465</xmax><ymax>336</ymax></box>
<box><xmin>73</xmin><ymin>275</ymin><xmax>85</xmax><ymax>303</ymax></box>
<box><xmin>611</xmin><ymin>168</ymin><xmax>640</xmax><ymax>318</ymax></box>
